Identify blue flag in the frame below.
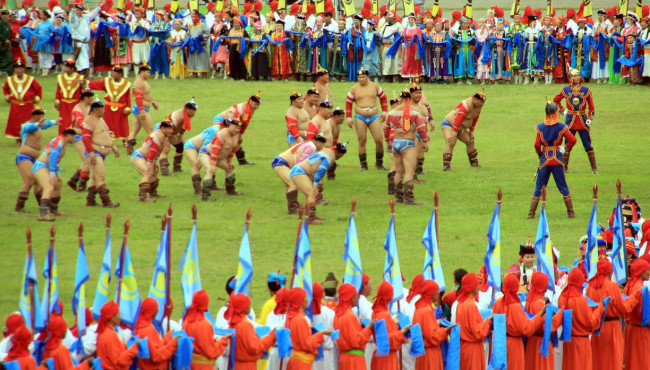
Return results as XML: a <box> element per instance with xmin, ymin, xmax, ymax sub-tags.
<box><xmin>293</xmin><ymin>222</ymin><xmax>313</xmax><ymax>310</ymax></box>
<box><xmin>585</xmin><ymin>200</ymin><xmax>599</xmax><ymax>280</ymax></box>
<box><xmin>234</xmin><ymin>224</ymin><xmax>253</xmax><ymax>295</ymax></box>
<box><xmin>148</xmin><ymin>220</ymin><xmax>170</xmax><ymax>330</ymax></box>
<box><xmin>484</xmin><ymin>201</ymin><xmax>502</xmax><ymax>295</ymax></box>
<box><xmin>534</xmin><ymin>203</ymin><xmax>556</xmax><ymax>293</ymax></box>
<box><xmin>179</xmin><ymin>221</ymin><xmax>202</xmax><ymax>311</ymax></box>
<box><xmin>611</xmin><ymin>198</ymin><xmax>627</xmax><ymax>284</ymax></box>
<box><xmin>92</xmin><ymin>229</ymin><xmax>112</xmax><ymax>320</ymax></box>
<box><xmin>343</xmin><ymin>214</ymin><xmax>363</xmax><ymax>293</ymax></box>
<box><xmin>72</xmin><ymin>240</ymin><xmax>90</xmax><ymax>353</ymax></box>
<box><xmin>383</xmin><ymin>215</ymin><xmax>404</xmax><ymax>306</ymax></box>
<box><xmin>19</xmin><ymin>248</ymin><xmax>43</xmax><ymax>331</ymax></box>
<box><xmin>422</xmin><ymin>208</ymin><xmax>446</xmax><ymax>291</ymax></box>
<box><xmin>41</xmin><ymin>244</ymin><xmax>59</xmax><ymax>323</ymax></box>
<box><xmin>115</xmin><ymin>245</ymin><xmax>141</xmax><ymax>328</ymax></box>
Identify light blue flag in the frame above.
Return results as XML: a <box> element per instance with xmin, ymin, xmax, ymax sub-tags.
<box><xmin>72</xmin><ymin>240</ymin><xmax>90</xmax><ymax>353</ymax></box>
<box><xmin>484</xmin><ymin>202</ymin><xmax>502</xmax><ymax>295</ymax></box>
<box><xmin>343</xmin><ymin>214</ymin><xmax>363</xmax><ymax>293</ymax></box>
<box><xmin>612</xmin><ymin>198</ymin><xmax>627</xmax><ymax>284</ymax></box>
<box><xmin>92</xmin><ymin>229</ymin><xmax>112</xmax><ymax>320</ymax></box>
<box><xmin>422</xmin><ymin>209</ymin><xmax>446</xmax><ymax>291</ymax></box>
<box><xmin>148</xmin><ymin>220</ymin><xmax>169</xmax><ymax>330</ymax></box>
<box><xmin>534</xmin><ymin>204</ymin><xmax>555</xmax><ymax>293</ymax></box>
<box><xmin>179</xmin><ymin>221</ymin><xmax>201</xmax><ymax>311</ymax></box>
<box><xmin>41</xmin><ymin>244</ymin><xmax>59</xmax><ymax>323</ymax></box>
<box><xmin>293</xmin><ymin>222</ymin><xmax>313</xmax><ymax>308</ymax></box>
<box><xmin>585</xmin><ymin>200</ymin><xmax>599</xmax><ymax>280</ymax></box>
<box><xmin>115</xmin><ymin>245</ymin><xmax>141</xmax><ymax>328</ymax></box>
<box><xmin>234</xmin><ymin>224</ymin><xmax>253</xmax><ymax>295</ymax></box>
<box><xmin>19</xmin><ymin>249</ymin><xmax>43</xmax><ymax>331</ymax></box>
<box><xmin>383</xmin><ymin>215</ymin><xmax>404</xmax><ymax>306</ymax></box>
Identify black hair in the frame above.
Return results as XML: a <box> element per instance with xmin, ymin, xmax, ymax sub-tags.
<box><xmin>453</xmin><ymin>268</ymin><xmax>468</xmax><ymax>285</ymax></box>
<box><xmin>267</xmin><ymin>281</ymin><xmax>282</xmax><ymax>293</ymax></box>
<box><xmin>306</xmin><ymin>89</ymin><xmax>319</xmax><ymax>96</ymax></box>
<box><xmin>324</xmin><ymin>11</ymin><xmax>333</xmax><ymax>18</ymax></box>
<box><xmin>324</xmin><ymin>287</ymin><xmax>336</xmax><ymax>297</ymax></box>
<box><xmin>225</xmin><ymin>275</ymin><xmax>236</xmax><ymax>295</ymax></box>
<box><xmin>332</xmin><ymin>109</ymin><xmax>344</xmax><ymax>116</ymax></box>
<box><xmin>159</xmin><ymin>121</ymin><xmax>172</xmax><ymax>128</ymax></box>
<box><xmin>90</xmin><ymin>101</ymin><xmax>105</xmax><ymax>110</ymax></box>
<box><xmin>81</xmin><ymin>91</ymin><xmax>95</xmax><ymax>99</ymax></box>
<box><xmin>314</xmin><ymin>135</ymin><xmax>327</xmax><ymax>143</ymax></box>
<box><xmin>400</xmin><ymin>91</ymin><xmax>411</xmax><ymax>99</ymax></box>
<box><xmin>63</xmin><ymin>128</ymin><xmax>77</xmax><ymax>136</ymax></box>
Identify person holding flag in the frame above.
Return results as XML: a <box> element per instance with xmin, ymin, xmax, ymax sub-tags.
<box><xmin>312</xmin><ymin>282</ymin><xmax>338</xmax><ymax>370</ymax></box>
<box><xmin>96</xmin><ymin>301</ymin><xmax>140</xmax><ymax>370</ymax></box>
<box><xmin>182</xmin><ymin>290</ymin><xmax>230</xmax><ymax>370</ymax></box>
<box><xmin>622</xmin><ymin>259</ymin><xmax>650</xmax><ymax>370</ymax></box>
<box><xmin>134</xmin><ymin>298</ymin><xmax>178</xmax><ymax>370</ymax></box>
<box><xmin>412</xmin><ymin>279</ymin><xmax>454</xmax><ymax>370</ymax></box>
<box><xmin>455</xmin><ymin>273</ymin><xmax>492</xmax><ymax>370</ymax></box>
<box><xmin>285</xmin><ymin>286</ymin><xmax>328</xmax><ymax>369</ymax></box>
<box><xmin>1</xmin><ymin>323</ymin><xmax>37</xmax><ymax>368</ymax></box>
<box><xmin>40</xmin><ymin>315</ymin><xmax>92</xmax><ymax>370</ymax></box>
<box><xmin>370</xmin><ymin>281</ymin><xmax>409</xmax><ymax>369</ymax></box>
<box><xmin>333</xmin><ymin>283</ymin><xmax>374</xmax><ymax>370</ymax></box>
<box><xmin>226</xmin><ymin>293</ymin><xmax>276</xmax><ymax>370</ymax></box>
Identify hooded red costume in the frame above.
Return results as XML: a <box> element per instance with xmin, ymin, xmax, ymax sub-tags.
<box><xmin>285</xmin><ymin>287</ymin><xmax>325</xmax><ymax>369</ymax></box>
<box><xmin>623</xmin><ymin>259</ymin><xmax>650</xmax><ymax>370</ymax></box>
<box><xmin>96</xmin><ymin>301</ymin><xmax>139</xmax><ymax>370</ymax></box>
<box><xmin>333</xmin><ymin>283</ymin><xmax>373</xmax><ymax>370</ymax></box>
<box><xmin>412</xmin><ymin>280</ymin><xmax>449</xmax><ymax>370</ymax></box>
<box><xmin>40</xmin><ymin>315</ymin><xmax>90</xmax><ymax>370</ymax></box>
<box><xmin>226</xmin><ymin>293</ymin><xmax>276</xmax><ymax>370</ymax></box>
<box><xmin>456</xmin><ymin>273</ymin><xmax>491</xmax><ymax>370</ymax></box>
<box><xmin>181</xmin><ymin>290</ymin><xmax>229</xmax><ymax>370</ymax></box>
<box><xmin>134</xmin><ymin>298</ymin><xmax>178</xmax><ymax>370</ymax></box>
<box><xmin>4</xmin><ymin>324</ymin><xmax>37</xmax><ymax>370</ymax></box>
<box><xmin>370</xmin><ymin>281</ymin><xmax>405</xmax><ymax>370</ymax></box>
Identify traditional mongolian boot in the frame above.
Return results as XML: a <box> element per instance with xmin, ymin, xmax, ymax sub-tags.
<box><xmin>191</xmin><ymin>175</ymin><xmax>202</xmax><ymax>195</ymax></box>
<box><xmin>49</xmin><ymin>197</ymin><xmax>65</xmax><ymax>216</ymax></box>
<box><xmin>443</xmin><ymin>153</ymin><xmax>453</xmax><ymax>171</ymax></box>
<box><xmin>38</xmin><ymin>199</ymin><xmax>54</xmax><ymax>221</ymax></box>
<box><xmin>387</xmin><ymin>171</ymin><xmax>396</xmax><ymax>194</ymax></box>
<box><xmin>211</xmin><ymin>174</ymin><xmax>224</xmax><ymax>190</ymax></box>
<box><xmin>202</xmin><ymin>180</ymin><xmax>215</xmax><ymax>201</ymax></box>
<box><xmin>415</xmin><ymin>158</ymin><xmax>426</xmax><ymax>175</ymax></box>
<box><xmin>359</xmin><ymin>153</ymin><xmax>368</xmax><ymax>171</ymax></box>
<box><xmin>77</xmin><ymin>171</ymin><xmax>89</xmax><ymax>192</ymax></box>
<box><xmin>307</xmin><ymin>206</ymin><xmax>324</xmax><ymax>225</ymax></box>
<box><xmin>67</xmin><ymin>170</ymin><xmax>81</xmax><ymax>191</ymax></box>
<box><xmin>159</xmin><ymin>158</ymin><xmax>172</xmax><ymax>176</ymax></box>
<box><xmin>86</xmin><ymin>186</ymin><xmax>97</xmax><ymax>207</ymax></box>
<box><xmin>327</xmin><ymin>162</ymin><xmax>337</xmax><ymax>180</ymax></box>
<box><xmin>225</xmin><ymin>175</ymin><xmax>243</xmax><ymax>196</ymax></box>
<box><xmin>34</xmin><ymin>190</ymin><xmax>42</xmax><ymax>207</ymax></box>
<box><xmin>98</xmin><ymin>185</ymin><xmax>120</xmax><ymax>208</ymax></box>
<box><xmin>468</xmin><ymin>150</ymin><xmax>481</xmax><ymax>167</ymax></box>
<box><xmin>173</xmin><ymin>154</ymin><xmax>183</xmax><ymax>173</ymax></box>
<box><xmin>125</xmin><ymin>139</ymin><xmax>137</xmax><ymax>155</ymax></box>
<box><xmin>149</xmin><ymin>179</ymin><xmax>166</xmax><ymax>198</ymax></box>
<box><xmin>139</xmin><ymin>183</ymin><xmax>153</xmax><ymax>203</ymax></box>
<box><xmin>235</xmin><ymin>148</ymin><xmax>255</xmax><ymax>165</ymax></box>
<box><xmin>286</xmin><ymin>190</ymin><xmax>301</xmax><ymax>214</ymax></box>
<box><xmin>375</xmin><ymin>152</ymin><xmax>387</xmax><ymax>170</ymax></box>
<box><xmin>403</xmin><ymin>181</ymin><xmax>422</xmax><ymax>205</ymax></box>
<box><xmin>316</xmin><ymin>184</ymin><xmax>328</xmax><ymax>205</ymax></box>
<box><xmin>587</xmin><ymin>150</ymin><xmax>598</xmax><ymax>174</ymax></box>
<box><xmin>563</xmin><ymin>195</ymin><xmax>575</xmax><ymax>218</ymax></box>
<box><xmin>527</xmin><ymin>196</ymin><xmax>540</xmax><ymax>219</ymax></box>
<box><xmin>395</xmin><ymin>182</ymin><xmax>404</xmax><ymax>203</ymax></box>
<box><xmin>15</xmin><ymin>192</ymin><xmax>29</xmax><ymax>213</ymax></box>
<box><xmin>562</xmin><ymin>152</ymin><xmax>570</xmax><ymax>172</ymax></box>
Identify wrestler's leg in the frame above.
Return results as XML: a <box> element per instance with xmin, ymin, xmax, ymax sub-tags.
<box><xmin>368</xmin><ymin>119</ymin><xmax>387</xmax><ymax>170</ymax></box>
<box><xmin>292</xmin><ymin>174</ymin><xmax>317</xmax><ymax>206</ymax></box>
<box><xmin>18</xmin><ymin>161</ymin><xmax>35</xmax><ymax>193</ymax></box>
<box><xmin>184</xmin><ymin>148</ymin><xmax>201</xmax><ymax>176</ymax></box>
<box><xmin>402</xmin><ymin>146</ymin><xmax>418</xmax><ymax>183</ymax></box>
<box><xmin>442</xmin><ymin>125</ymin><xmax>456</xmax><ymax>170</ymax></box>
<box><xmin>354</xmin><ymin>118</ymin><xmax>369</xmax><ymax>170</ymax></box>
<box><xmin>274</xmin><ymin>165</ymin><xmax>297</xmax><ymax>192</ymax></box>
<box><xmin>458</xmin><ymin>130</ymin><xmax>480</xmax><ymax>167</ymax></box>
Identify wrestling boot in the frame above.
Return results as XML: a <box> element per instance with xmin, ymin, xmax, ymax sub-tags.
<box><xmin>149</xmin><ymin>179</ymin><xmax>166</xmax><ymax>198</ymax></box>
<box><xmin>415</xmin><ymin>158</ymin><xmax>427</xmax><ymax>175</ymax></box>
<box><xmin>468</xmin><ymin>149</ymin><xmax>481</xmax><ymax>167</ymax></box>
<box><xmin>316</xmin><ymin>184</ymin><xmax>328</xmax><ymax>205</ymax></box>
<box><xmin>191</xmin><ymin>175</ymin><xmax>202</xmax><ymax>195</ymax></box>
<box><xmin>327</xmin><ymin>162</ymin><xmax>337</xmax><ymax>180</ymax></box>
<box><xmin>138</xmin><ymin>183</ymin><xmax>154</xmax><ymax>203</ymax></box>
<box><xmin>77</xmin><ymin>172</ymin><xmax>89</xmax><ymax>192</ymax></box>
<box><xmin>403</xmin><ymin>181</ymin><xmax>422</xmax><ymax>206</ymax></box>
<box><xmin>125</xmin><ymin>139</ymin><xmax>137</xmax><ymax>155</ymax></box>
<box><xmin>395</xmin><ymin>182</ymin><xmax>404</xmax><ymax>203</ymax></box>
<box><xmin>587</xmin><ymin>150</ymin><xmax>598</xmax><ymax>174</ymax></box>
<box><xmin>235</xmin><ymin>148</ymin><xmax>255</xmax><ymax>165</ymax></box>
<box><xmin>359</xmin><ymin>153</ymin><xmax>368</xmax><ymax>171</ymax></box>
<box><xmin>375</xmin><ymin>152</ymin><xmax>388</xmax><ymax>170</ymax></box>
<box><xmin>67</xmin><ymin>170</ymin><xmax>81</xmax><ymax>191</ymax></box>
<box><xmin>159</xmin><ymin>158</ymin><xmax>173</xmax><ymax>176</ymax></box>
<box><xmin>98</xmin><ymin>185</ymin><xmax>120</xmax><ymax>208</ymax></box>
<box><xmin>562</xmin><ymin>152</ymin><xmax>571</xmax><ymax>173</ymax></box>
<box><xmin>202</xmin><ymin>180</ymin><xmax>216</xmax><ymax>201</ymax></box>
<box><xmin>35</xmin><ymin>190</ymin><xmax>42</xmax><ymax>207</ymax></box>
<box><xmin>387</xmin><ymin>171</ymin><xmax>396</xmax><ymax>195</ymax></box>
<box><xmin>38</xmin><ymin>199</ymin><xmax>54</xmax><ymax>221</ymax></box>
<box><xmin>527</xmin><ymin>196</ymin><xmax>540</xmax><ymax>219</ymax></box>
<box><xmin>225</xmin><ymin>175</ymin><xmax>243</xmax><ymax>196</ymax></box>
<box><xmin>563</xmin><ymin>195</ymin><xmax>576</xmax><ymax>218</ymax></box>
<box><xmin>172</xmin><ymin>154</ymin><xmax>183</xmax><ymax>173</ymax></box>
<box><xmin>49</xmin><ymin>197</ymin><xmax>65</xmax><ymax>216</ymax></box>
<box><xmin>86</xmin><ymin>186</ymin><xmax>98</xmax><ymax>207</ymax></box>
<box><xmin>210</xmin><ymin>174</ymin><xmax>224</xmax><ymax>190</ymax></box>
<box><xmin>15</xmin><ymin>192</ymin><xmax>29</xmax><ymax>213</ymax></box>
<box><xmin>286</xmin><ymin>190</ymin><xmax>301</xmax><ymax>214</ymax></box>
<box><xmin>307</xmin><ymin>206</ymin><xmax>324</xmax><ymax>225</ymax></box>
<box><xmin>443</xmin><ymin>153</ymin><xmax>453</xmax><ymax>171</ymax></box>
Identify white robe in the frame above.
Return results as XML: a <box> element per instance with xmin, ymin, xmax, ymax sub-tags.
<box><xmin>265</xmin><ymin>312</ymin><xmax>287</xmax><ymax>370</ymax></box>
<box><xmin>313</xmin><ymin>306</ymin><xmax>338</xmax><ymax>370</ymax></box>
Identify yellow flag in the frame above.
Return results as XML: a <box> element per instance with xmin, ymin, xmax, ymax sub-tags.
<box><xmin>302</xmin><ymin>0</ymin><xmax>308</xmax><ymax>13</ymax></box>
<box><xmin>343</xmin><ymin>0</ymin><xmax>356</xmax><ymax>16</ymax></box>
<box><xmin>118</xmin><ymin>0</ymin><xmax>126</xmax><ymax>10</ymax></box>
<box><xmin>583</xmin><ymin>0</ymin><xmax>592</xmax><ymax>19</ymax></box>
<box><xmin>232</xmin><ymin>0</ymin><xmax>239</xmax><ymax>11</ymax></box>
<box><xmin>432</xmin><ymin>0</ymin><xmax>440</xmax><ymax>17</ymax></box>
<box><xmin>465</xmin><ymin>0</ymin><xmax>473</xmax><ymax>18</ymax></box>
<box><xmin>636</xmin><ymin>0</ymin><xmax>643</xmax><ymax>18</ymax></box>
<box><xmin>216</xmin><ymin>0</ymin><xmax>224</xmax><ymax>11</ymax></box>
<box><xmin>372</xmin><ymin>0</ymin><xmax>378</xmax><ymax>14</ymax></box>
<box><xmin>510</xmin><ymin>0</ymin><xmax>520</xmax><ymax>16</ymax></box>
<box><xmin>316</xmin><ymin>0</ymin><xmax>324</xmax><ymax>13</ymax></box>
<box><xmin>170</xmin><ymin>0</ymin><xmax>179</xmax><ymax>13</ymax></box>
<box><xmin>189</xmin><ymin>0</ymin><xmax>198</xmax><ymax>12</ymax></box>
<box><xmin>403</xmin><ymin>0</ymin><xmax>414</xmax><ymax>15</ymax></box>
<box><xmin>388</xmin><ymin>0</ymin><xmax>396</xmax><ymax>12</ymax></box>
<box><xmin>619</xmin><ymin>0</ymin><xmax>628</xmax><ymax>15</ymax></box>
<box><xmin>279</xmin><ymin>0</ymin><xmax>286</xmax><ymax>11</ymax></box>
<box><xmin>546</xmin><ymin>0</ymin><xmax>553</xmax><ymax>16</ymax></box>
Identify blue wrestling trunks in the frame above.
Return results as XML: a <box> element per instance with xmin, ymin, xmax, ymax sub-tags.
<box><xmin>85</xmin><ymin>150</ymin><xmax>107</xmax><ymax>160</ymax></box>
<box><xmin>355</xmin><ymin>114</ymin><xmax>380</xmax><ymax>125</ymax></box>
<box><xmin>392</xmin><ymin>138</ymin><xmax>416</xmax><ymax>154</ymax></box>
<box><xmin>153</xmin><ymin>123</ymin><xmax>160</xmax><ymax>131</ymax></box>
<box><xmin>184</xmin><ymin>140</ymin><xmax>197</xmax><ymax>151</ymax></box>
<box><xmin>441</xmin><ymin>119</ymin><xmax>452</xmax><ymax>128</ymax></box>
<box><xmin>32</xmin><ymin>160</ymin><xmax>59</xmax><ymax>176</ymax></box>
<box><xmin>74</xmin><ymin>134</ymin><xmax>82</xmax><ymax>144</ymax></box>
<box><xmin>199</xmin><ymin>146</ymin><xmax>210</xmax><ymax>155</ymax></box>
<box><xmin>271</xmin><ymin>156</ymin><xmax>290</xmax><ymax>169</ymax></box>
<box><xmin>287</xmin><ymin>130</ymin><xmax>298</xmax><ymax>145</ymax></box>
<box><xmin>213</xmin><ymin>114</ymin><xmax>225</xmax><ymax>124</ymax></box>
<box><xmin>289</xmin><ymin>166</ymin><xmax>307</xmax><ymax>178</ymax></box>
<box><xmin>132</xmin><ymin>105</ymin><xmax>150</xmax><ymax>115</ymax></box>
<box><xmin>15</xmin><ymin>153</ymin><xmax>35</xmax><ymax>165</ymax></box>
<box><xmin>131</xmin><ymin>149</ymin><xmax>145</xmax><ymax>160</ymax></box>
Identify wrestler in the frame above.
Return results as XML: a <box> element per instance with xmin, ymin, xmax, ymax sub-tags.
<box><xmin>159</xmin><ymin>99</ymin><xmax>197</xmax><ymax>175</ymax></box>
<box><xmin>66</xmin><ymin>89</ymin><xmax>95</xmax><ymax>192</ymax></box>
<box><xmin>303</xmin><ymin>88</ymin><xmax>320</xmax><ymax>118</ymax></box>
<box><xmin>213</xmin><ymin>93</ymin><xmax>260</xmax><ymax>165</ymax></box>
<box><xmin>126</xmin><ymin>64</ymin><xmax>159</xmax><ymax>155</ymax></box>
<box><xmin>272</xmin><ymin>135</ymin><xmax>327</xmax><ymax>214</ymax></box>
<box><xmin>384</xmin><ymin>91</ymin><xmax>429</xmax><ymax>205</ymax></box>
<box><xmin>32</xmin><ymin>128</ymin><xmax>77</xmax><ymax>221</ymax></box>
<box><xmin>82</xmin><ymin>100</ymin><xmax>121</xmax><ymax>208</ymax></box>
<box><xmin>409</xmin><ymin>82</ymin><xmax>435</xmax><ymax>178</ymax></box>
<box><xmin>325</xmin><ymin>108</ymin><xmax>345</xmax><ymax>180</ymax></box>
<box><xmin>313</xmin><ymin>67</ymin><xmax>333</xmax><ymax>104</ymax></box>
<box><xmin>285</xmin><ymin>90</ymin><xmax>311</xmax><ymax>146</ymax></box>
<box><xmin>441</xmin><ymin>92</ymin><xmax>486</xmax><ymax>171</ymax></box>
<box><xmin>305</xmin><ymin>99</ymin><xmax>335</xmax><ymax>205</ymax></box>
<box><xmin>201</xmin><ymin>118</ymin><xmax>244</xmax><ymax>201</ymax></box>
<box><xmin>54</xmin><ymin>59</ymin><xmax>85</xmax><ymax>135</ymax></box>
<box><xmin>14</xmin><ymin>109</ymin><xmax>59</xmax><ymax>213</ymax></box>
<box><xmin>289</xmin><ymin>142</ymin><xmax>347</xmax><ymax>224</ymax></box>
<box><xmin>386</xmin><ymin>95</ymin><xmax>401</xmax><ymax>194</ymax></box>
<box><xmin>345</xmin><ymin>67</ymin><xmax>389</xmax><ymax>171</ymax></box>
<box><xmin>184</xmin><ymin>125</ymin><xmax>221</xmax><ymax>195</ymax></box>
<box><xmin>131</xmin><ymin>121</ymin><xmax>174</xmax><ymax>202</ymax></box>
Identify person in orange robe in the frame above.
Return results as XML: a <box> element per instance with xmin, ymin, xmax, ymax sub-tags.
<box><xmin>182</xmin><ymin>290</ymin><xmax>230</xmax><ymax>370</ymax></box>
<box><xmin>2</xmin><ymin>323</ymin><xmax>36</xmax><ymax>370</ymax></box>
<box><xmin>96</xmin><ymin>301</ymin><xmax>140</xmax><ymax>370</ymax></box>
<box><xmin>225</xmin><ymin>293</ymin><xmax>276</xmax><ymax>370</ymax></box>
<box><xmin>285</xmin><ymin>287</ymin><xmax>327</xmax><ymax>369</ymax></box>
<box><xmin>558</xmin><ymin>268</ymin><xmax>605</xmax><ymax>370</ymax></box>
<box><xmin>412</xmin><ymin>279</ymin><xmax>453</xmax><ymax>370</ymax></box>
<box><xmin>524</xmin><ymin>271</ymin><xmax>564</xmax><ymax>370</ymax></box>
<box><xmin>370</xmin><ymin>281</ymin><xmax>407</xmax><ymax>370</ymax></box>
<box><xmin>39</xmin><ymin>315</ymin><xmax>90</xmax><ymax>370</ymax></box>
<box><xmin>54</xmin><ymin>59</ymin><xmax>85</xmax><ymax>134</ymax></box>
<box><xmin>333</xmin><ymin>283</ymin><xmax>374</xmax><ymax>370</ymax></box>
<box><xmin>87</xmin><ymin>64</ymin><xmax>132</xmax><ymax>139</ymax></box>
<box><xmin>455</xmin><ymin>273</ymin><xmax>492</xmax><ymax>370</ymax></box>
<box><xmin>586</xmin><ymin>258</ymin><xmax>637</xmax><ymax>370</ymax></box>
<box><xmin>134</xmin><ymin>297</ymin><xmax>178</xmax><ymax>370</ymax></box>
<box><xmin>623</xmin><ymin>259</ymin><xmax>650</xmax><ymax>370</ymax></box>
<box><xmin>3</xmin><ymin>59</ymin><xmax>42</xmax><ymax>140</ymax></box>
<box><xmin>492</xmin><ymin>273</ymin><xmax>545</xmax><ymax>370</ymax></box>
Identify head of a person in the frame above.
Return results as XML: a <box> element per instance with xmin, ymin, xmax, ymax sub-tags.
<box><xmin>39</xmin><ymin>10</ymin><xmax>50</xmax><ymax>21</ymax></box>
<box><xmin>138</xmin><ymin>64</ymin><xmax>151</xmax><ymax>79</ymax></box>
<box><xmin>225</xmin><ymin>276</ymin><xmax>236</xmax><ymax>295</ymax></box>
<box><xmin>514</xmin><ymin>15</ymin><xmax>521</xmax><ymax>25</ymax></box>
<box><xmin>496</xmin><ymin>19</ymin><xmax>504</xmax><ymax>30</ymax></box>
<box><xmin>570</xmin><ymin>68</ymin><xmax>582</xmax><ymax>85</ymax></box>
<box><xmin>597</xmin><ymin>9</ymin><xmax>606</xmax><ymax>22</ymax></box>
<box><xmin>313</xmin><ymin>134</ymin><xmax>327</xmax><ymax>150</ymax></box>
<box><xmin>409</xmin><ymin>84</ymin><xmax>422</xmax><ymax>102</ymax></box>
<box><xmin>267</xmin><ymin>272</ymin><xmax>285</xmax><ymax>294</ymax></box>
<box><xmin>528</xmin><ymin>15</ymin><xmax>537</xmax><ymax>27</ymax></box>
<box><xmin>324</xmin><ymin>11</ymin><xmax>332</xmax><ymax>23</ymax></box>
<box><xmin>339</xmin><ymin>283</ymin><xmax>358</xmax><ymax>307</ymax></box>
<box><xmin>434</xmin><ymin>21</ymin><xmax>443</xmax><ymax>31</ymax></box>
<box><xmin>184</xmin><ymin>100</ymin><xmax>198</xmax><ymax>117</ymax></box>
<box><xmin>338</xmin><ymin>19</ymin><xmax>346</xmax><ymax>31</ymax></box>
<box><xmin>520</xmin><ymin>244</ymin><xmax>536</xmax><ymax>268</ymax></box>
<box><xmin>14</xmin><ymin>59</ymin><xmax>26</xmax><ymax>77</ymax></box>
<box><xmin>31</xmin><ymin>108</ymin><xmax>45</xmax><ymax>122</ymax></box>
<box><xmin>111</xmin><ymin>65</ymin><xmax>124</xmax><ymax>80</ymax></box>
<box><xmin>78</xmin><ymin>89</ymin><xmax>93</xmax><ymax>105</ymax></box>
<box><xmin>315</xmin><ymin>16</ymin><xmax>323</xmax><ymax>28</ymax></box>
<box><xmin>367</xmin><ymin>19</ymin><xmax>375</xmax><ymax>30</ymax></box>
<box><xmin>306</xmin><ymin>89</ymin><xmax>320</xmax><ymax>104</ymax></box>
<box><xmin>408</xmin><ymin>13</ymin><xmax>416</xmax><ymax>26</ymax></box>
<box><xmin>353</xmin><ymin>14</ymin><xmax>362</xmax><ymax>26</ymax></box>
<box><xmin>135</xmin><ymin>8</ymin><xmax>144</xmax><ymax>20</ymax></box>
<box><xmin>334</xmin><ymin>142</ymin><xmax>347</xmax><ymax>160</ymax></box>
<box><xmin>0</xmin><ymin>10</ymin><xmax>10</xmax><ymax>23</ymax></box>
<box><xmin>158</xmin><ymin>121</ymin><xmax>174</xmax><ymax>137</ymax></box>
<box><xmin>62</xmin><ymin>128</ymin><xmax>77</xmax><ymax>144</ymax></box>
<box><xmin>472</xmin><ymin>92</ymin><xmax>486</xmax><ymax>108</ymax></box>
<box><xmin>191</xmin><ymin>9</ymin><xmax>201</xmax><ymax>24</ymax></box>
<box><xmin>357</xmin><ymin>68</ymin><xmax>369</xmax><ymax>84</ymax></box>
<box><xmin>90</xmin><ymin>100</ymin><xmax>105</xmax><ymax>116</ymax></box>
<box><xmin>290</xmin><ymin>90</ymin><xmax>304</xmax><ymax>108</ymax></box>
<box><xmin>316</xmin><ymin>69</ymin><xmax>330</xmax><ymax>82</ymax></box>
<box><xmin>174</xmin><ymin>19</ymin><xmax>182</xmax><ymax>30</ymax></box>
<box><xmin>275</xmin><ymin>19</ymin><xmax>285</xmax><ymax>31</ymax></box>
<box><xmin>453</xmin><ymin>268</ymin><xmax>468</xmax><ymax>286</ymax></box>
<box><xmin>224</xmin><ymin>118</ymin><xmax>243</xmax><ymax>135</ymax></box>
<box><xmin>332</xmin><ymin>108</ymin><xmax>345</xmax><ymax>124</ymax></box>
<box><xmin>319</xmin><ymin>99</ymin><xmax>333</xmax><ymax>118</ymax></box>
<box><xmin>249</xmin><ymin>93</ymin><xmax>261</xmax><ymax>110</ymax></box>
<box><xmin>3</xmin><ymin>312</ymin><xmax>25</xmax><ymax>338</ymax></box>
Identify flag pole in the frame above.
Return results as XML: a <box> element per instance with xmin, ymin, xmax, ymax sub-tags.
<box><xmin>116</xmin><ymin>219</ymin><xmax>131</xmax><ymax>306</ymax></box>
<box><xmin>616</xmin><ymin>179</ymin><xmax>628</xmax><ymax>277</ymax></box>
<box><xmin>288</xmin><ymin>203</ymin><xmax>305</xmax><ymax>288</ymax></box>
<box><xmin>78</xmin><ymin>222</ymin><xmax>84</xmax><ymax>343</ymax></box>
<box><xmin>388</xmin><ymin>198</ymin><xmax>404</xmax><ymax>370</ymax></box>
<box><xmin>46</xmin><ymin>225</ymin><xmax>55</xmax><ymax>327</ymax></box>
<box><xmin>245</xmin><ymin>207</ymin><xmax>252</xmax><ymax>299</ymax></box>
<box><xmin>433</xmin><ymin>191</ymin><xmax>439</xmax><ymax>274</ymax></box>
<box><xmin>159</xmin><ymin>213</ymin><xmax>168</xmax><ymax>330</ymax></box>
<box><xmin>26</xmin><ymin>228</ymin><xmax>35</xmax><ymax>331</ymax></box>
<box><xmin>165</xmin><ymin>204</ymin><xmax>174</xmax><ymax>333</ymax></box>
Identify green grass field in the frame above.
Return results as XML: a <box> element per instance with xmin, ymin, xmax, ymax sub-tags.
<box><xmin>1</xmin><ymin>76</ymin><xmax>648</xmax><ymax>324</ymax></box>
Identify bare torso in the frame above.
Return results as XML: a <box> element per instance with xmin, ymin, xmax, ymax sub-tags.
<box><xmin>444</xmin><ymin>98</ymin><xmax>480</xmax><ymax>130</ymax></box>
<box><xmin>304</xmin><ymin>101</ymin><xmax>318</xmax><ymax>119</ymax></box>
<box><xmin>313</xmin><ymin>81</ymin><xmax>333</xmax><ymax>104</ymax></box>
<box><xmin>350</xmin><ymin>82</ymin><xmax>380</xmax><ymax>117</ymax></box>
<box><xmin>287</xmin><ymin>106</ymin><xmax>311</xmax><ymax>134</ymax></box>
<box><xmin>19</xmin><ymin>126</ymin><xmax>44</xmax><ymax>158</ymax></box>
<box><xmin>133</xmin><ymin>77</ymin><xmax>153</xmax><ymax>108</ymax></box>
<box><xmin>298</xmin><ymin>147</ymin><xmax>335</xmax><ymax>176</ymax></box>
<box><xmin>87</xmin><ymin>114</ymin><xmax>113</xmax><ymax>155</ymax></box>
